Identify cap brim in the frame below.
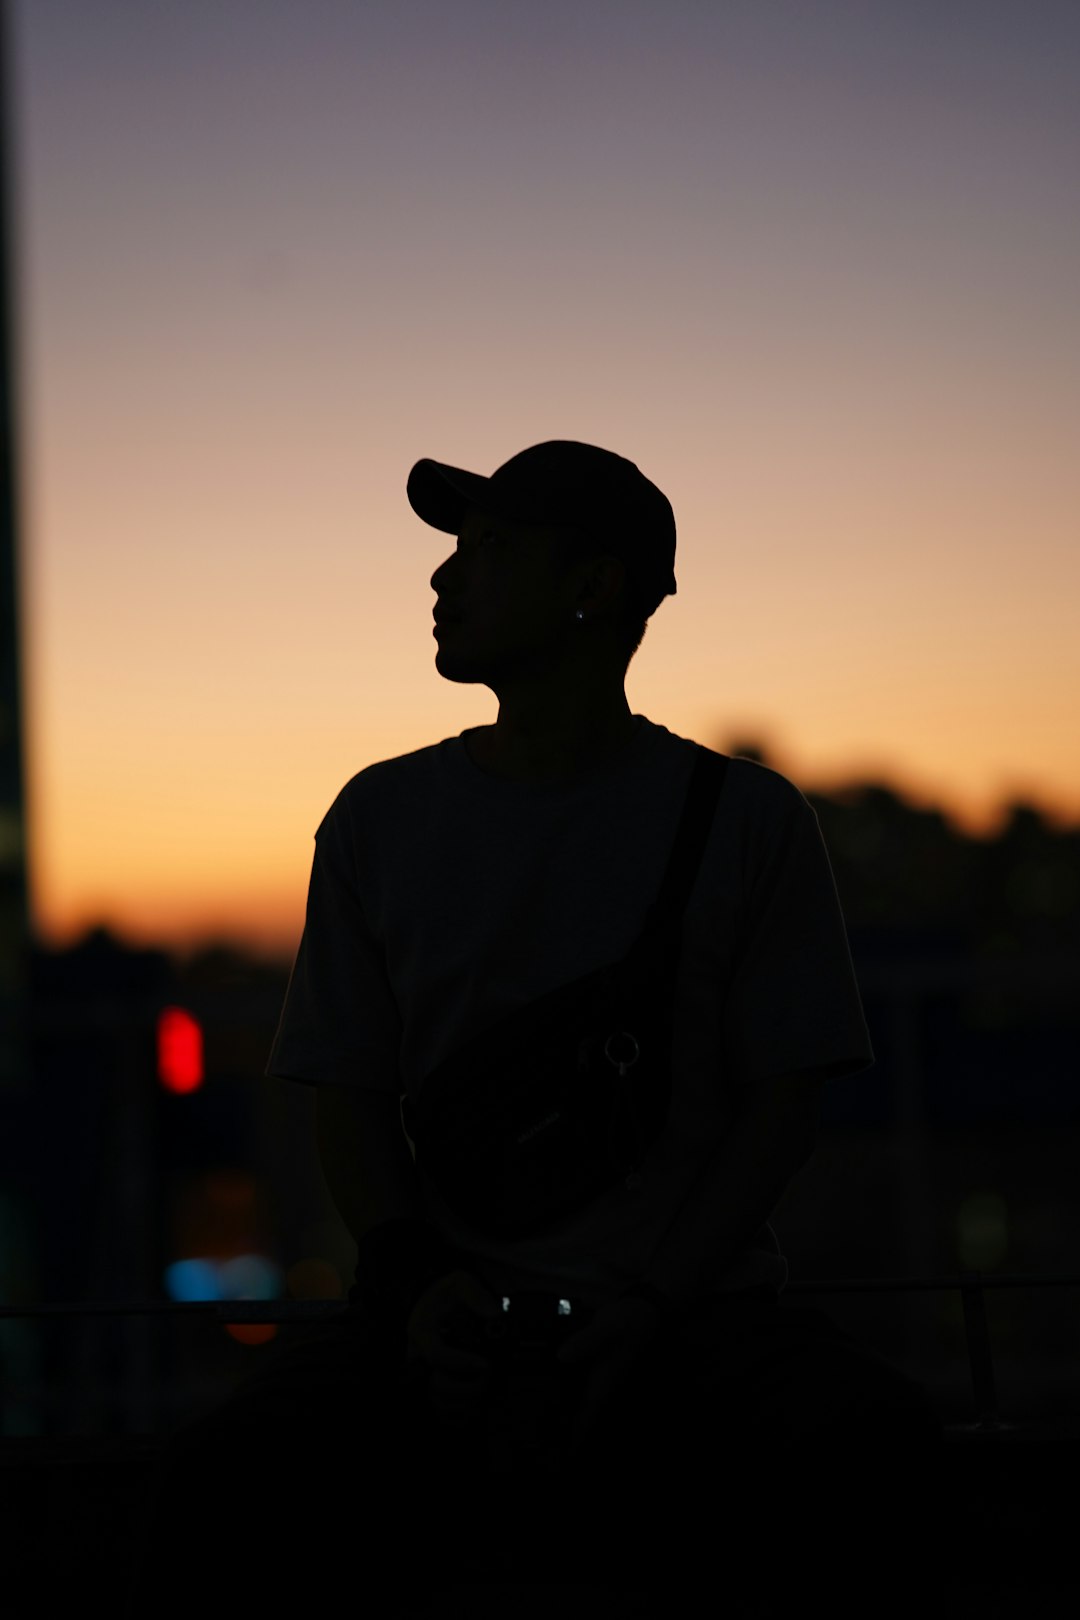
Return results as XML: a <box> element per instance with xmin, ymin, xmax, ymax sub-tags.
<box><xmin>407</xmin><ymin>459</ymin><xmax>497</xmax><ymax>535</ymax></box>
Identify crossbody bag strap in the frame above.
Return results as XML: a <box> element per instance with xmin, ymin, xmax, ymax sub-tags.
<box><xmin>622</xmin><ymin>745</ymin><xmax>730</xmax><ymax>975</ymax></box>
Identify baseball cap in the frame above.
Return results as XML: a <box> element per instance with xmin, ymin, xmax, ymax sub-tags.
<box><xmin>406</xmin><ymin>440</ymin><xmax>677</xmax><ymax>618</ymax></box>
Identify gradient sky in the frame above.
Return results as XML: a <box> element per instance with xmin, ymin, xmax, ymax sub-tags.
<box><xmin>8</xmin><ymin>0</ymin><xmax>1079</xmax><ymax>964</ymax></box>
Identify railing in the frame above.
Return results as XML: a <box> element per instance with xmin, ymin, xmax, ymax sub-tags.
<box><xmin>3</xmin><ymin>1269</ymin><xmax>1079</xmax><ymax>1439</ymax></box>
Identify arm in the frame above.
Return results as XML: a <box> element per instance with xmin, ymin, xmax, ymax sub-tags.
<box><xmin>315</xmin><ymin>1085</ymin><xmax>422</xmax><ymax>1249</ymax></box>
<box><xmin>638</xmin><ymin>1070</ymin><xmax>827</xmax><ymax>1309</ymax></box>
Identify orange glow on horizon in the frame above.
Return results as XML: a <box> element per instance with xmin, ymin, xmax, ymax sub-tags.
<box><xmin>10</xmin><ymin>3</ymin><xmax>1078</xmax><ymax>966</ymax></box>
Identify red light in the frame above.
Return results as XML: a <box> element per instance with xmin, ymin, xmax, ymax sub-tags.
<box><xmin>157</xmin><ymin>1006</ymin><xmax>204</xmax><ymax>1094</ymax></box>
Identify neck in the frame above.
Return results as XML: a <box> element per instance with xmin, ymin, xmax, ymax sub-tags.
<box><xmin>473</xmin><ymin>695</ymin><xmax>638</xmax><ymax>785</ymax></box>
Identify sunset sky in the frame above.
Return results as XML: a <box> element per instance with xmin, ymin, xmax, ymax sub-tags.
<box><xmin>7</xmin><ymin>0</ymin><xmax>1079</xmax><ymax>966</ymax></box>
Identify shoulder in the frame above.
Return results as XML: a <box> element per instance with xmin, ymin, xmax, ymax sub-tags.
<box><xmin>713</xmin><ymin>761</ymin><xmax>817</xmax><ymax>895</ymax></box>
<box><xmin>639</xmin><ymin>720</ymin><xmax>813</xmax><ymax>841</ymax></box>
<box><xmin>725</xmin><ymin>754</ymin><xmax>809</xmax><ymax>824</ymax></box>
<box><xmin>666</xmin><ymin>730</ymin><xmax>807</xmax><ymax>827</ymax></box>
<box><xmin>316</xmin><ymin>735</ymin><xmax>453</xmax><ymax>838</ymax></box>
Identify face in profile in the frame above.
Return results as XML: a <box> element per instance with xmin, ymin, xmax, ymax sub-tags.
<box><xmin>430</xmin><ymin>505</ymin><xmax>579</xmax><ymax>691</ymax></box>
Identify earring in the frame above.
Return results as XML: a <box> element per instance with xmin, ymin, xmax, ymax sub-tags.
<box><xmin>575</xmin><ymin>609</ymin><xmax>585</xmax><ymax>622</ymax></box>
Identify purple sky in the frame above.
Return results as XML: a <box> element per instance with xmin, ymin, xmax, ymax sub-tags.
<box><xmin>7</xmin><ymin>0</ymin><xmax>1080</xmax><ymax>957</ymax></box>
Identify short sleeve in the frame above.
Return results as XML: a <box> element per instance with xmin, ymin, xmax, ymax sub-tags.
<box><xmin>264</xmin><ymin>793</ymin><xmax>403</xmax><ymax>1092</ymax></box>
<box><xmin>725</xmin><ymin>782</ymin><xmax>874</xmax><ymax>1086</ymax></box>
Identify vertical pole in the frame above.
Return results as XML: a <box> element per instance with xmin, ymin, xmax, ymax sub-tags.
<box><xmin>0</xmin><ymin>0</ymin><xmax>42</xmax><ymax>1437</ymax></box>
<box><xmin>0</xmin><ymin>0</ymin><xmax>32</xmax><ymax>1096</ymax></box>
<box><xmin>890</xmin><ymin>973</ymin><xmax>936</xmax><ymax>1369</ymax></box>
<box><xmin>959</xmin><ymin>1271</ymin><xmax>1000</xmax><ymax>1428</ymax></box>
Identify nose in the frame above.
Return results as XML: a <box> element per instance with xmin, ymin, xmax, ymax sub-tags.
<box><xmin>431</xmin><ymin>555</ymin><xmax>456</xmax><ymax>595</ymax></box>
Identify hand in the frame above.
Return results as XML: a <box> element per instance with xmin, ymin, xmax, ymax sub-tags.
<box><xmin>407</xmin><ymin>1269</ymin><xmax>503</xmax><ymax>1432</ymax></box>
<box><xmin>555</xmin><ymin>1294</ymin><xmax>665</xmax><ymax>1460</ymax></box>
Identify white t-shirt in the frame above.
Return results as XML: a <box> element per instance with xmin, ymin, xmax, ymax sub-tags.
<box><xmin>265</xmin><ymin>715</ymin><xmax>874</xmax><ymax>1309</ymax></box>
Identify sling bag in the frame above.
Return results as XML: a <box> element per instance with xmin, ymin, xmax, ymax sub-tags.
<box><xmin>401</xmin><ymin>745</ymin><xmax>730</xmax><ymax>1240</ymax></box>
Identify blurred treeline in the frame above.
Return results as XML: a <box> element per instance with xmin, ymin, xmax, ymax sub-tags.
<box><xmin>9</xmin><ymin>751</ymin><xmax>1079</xmax><ymax>1314</ymax></box>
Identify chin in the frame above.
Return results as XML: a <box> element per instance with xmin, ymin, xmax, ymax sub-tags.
<box><xmin>435</xmin><ymin>646</ymin><xmax>489</xmax><ymax>685</ymax></box>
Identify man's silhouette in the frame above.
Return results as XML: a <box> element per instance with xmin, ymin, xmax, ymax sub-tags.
<box><xmin>130</xmin><ymin>441</ymin><xmax>946</xmax><ymax>1618</ymax></box>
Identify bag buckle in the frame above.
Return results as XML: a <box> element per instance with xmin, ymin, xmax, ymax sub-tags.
<box><xmin>603</xmin><ymin>1030</ymin><xmax>640</xmax><ymax>1077</ymax></box>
